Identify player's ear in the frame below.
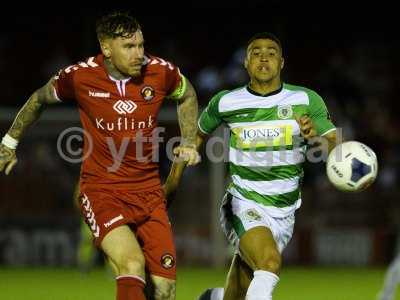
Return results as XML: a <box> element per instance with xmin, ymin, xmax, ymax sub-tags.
<box><xmin>280</xmin><ymin>57</ymin><xmax>285</xmax><ymax>70</ymax></box>
<box><xmin>99</xmin><ymin>40</ymin><xmax>111</xmax><ymax>58</ymax></box>
<box><xmin>244</xmin><ymin>57</ymin><xmax>248</xmax><ymax>69</ymax></box>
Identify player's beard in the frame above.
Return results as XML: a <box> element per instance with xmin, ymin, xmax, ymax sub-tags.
<box><xmin>128</xmin><ymin>68</ymin><xmax>142</xmax><ymax>78</ymax></box>
<box><xmin>127</xmin><ymin>63</ymin><xmax>143</xmax><ymax>77</ymax></box>
<box><xmin>105</xmin><ymin>58</ymin><xmax>130</xmax><ymax>79</ymax></box>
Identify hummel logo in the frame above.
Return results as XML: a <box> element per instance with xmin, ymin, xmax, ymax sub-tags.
<box><xmin>113</xmin><ymin>100</ymin><xmax>137</xmax><ymax>114</ymax></box>
<box><xmin>104</xmin><ymin>214</ymin><xmax>124</xmax><ymax>228</ymax></box>
<box><xmin>89</xmin><ymin>90</ymin><xmax>110</xmax><ymax>98</ymax></box>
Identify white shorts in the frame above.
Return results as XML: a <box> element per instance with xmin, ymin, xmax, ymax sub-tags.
<box><xmin>220</xmin><ymin>192</ymin><xmax>295</xmax><ymax>253</ymax></box>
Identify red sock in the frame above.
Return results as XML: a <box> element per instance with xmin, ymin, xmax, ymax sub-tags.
<box><xmin>116</xmin><ymin>275</ymin><xmax>146</xmax><ymax>300</ymax></box>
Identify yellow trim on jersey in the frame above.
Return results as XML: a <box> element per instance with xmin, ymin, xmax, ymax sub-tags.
<box><xmin>168</xmin><ymin>74</ymin><xmax>187</xmax><ymax>101</ymax></box>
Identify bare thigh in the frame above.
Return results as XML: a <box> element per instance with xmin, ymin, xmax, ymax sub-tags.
<box><xmin>101</xmin><ymin>225</ymin><xmax>146</xmax><ymax>279</ymax></box>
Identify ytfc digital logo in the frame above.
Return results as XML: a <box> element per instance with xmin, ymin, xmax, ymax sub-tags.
<box><xmin>113</xmin><ymin>100</ymin><xmax>137</xmax><ymax>114</ymax></box>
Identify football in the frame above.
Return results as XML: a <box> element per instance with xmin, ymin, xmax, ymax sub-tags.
<box><xmin>326</xmin><ymin>141</ymin><xmax>378</xmax><ymax>192</ymax></box>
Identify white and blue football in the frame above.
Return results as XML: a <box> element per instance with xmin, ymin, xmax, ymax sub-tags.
<box><xmin>326</xmin><ymin>141</ymin><xmax>378</xmax><ymax>192</ymax></box>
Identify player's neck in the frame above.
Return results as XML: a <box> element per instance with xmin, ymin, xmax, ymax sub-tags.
<box><xmin>104</xmin><ymin>58</ymin><xmax>130</xmax><ymax>80</ymax></box>
<box><xmin>249</xmin><ymin>79</ymin><xmax>282</xmax><ymax>96</ymax></box>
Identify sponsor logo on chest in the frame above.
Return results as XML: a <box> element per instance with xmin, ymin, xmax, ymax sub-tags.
<box><xmin>88</xmin><ymin>80</ymin><xmax>158</xmax><ymax>131</ymax></box>
<box><xmin>113</xmin><ymin>100</ymin><xmax>137</xmax><ymax>114</ymax></box>
<box><xmin>232</xmin><ymin>124</ymin><xmax>293</xmax><ymax>149</ymax></box>
<box><xmin>95</xmin><ymin>115</ymin><xmax>155</xmax><ymax>131</ymax></box>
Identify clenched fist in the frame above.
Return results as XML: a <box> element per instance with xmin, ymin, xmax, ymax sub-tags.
<box><xmin>173</xmin><ymin>145</ymin><xmax>201</xmax><ymax>166</ymax></box>
<box><xmin>295</xmin><ymin>114</ymin><xmax>317</xmax><ymax>140</ymax></box>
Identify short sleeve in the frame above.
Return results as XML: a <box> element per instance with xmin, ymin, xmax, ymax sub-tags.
<box><xmin>165</xmin><ymin>63</ymin><xmax>185</xmax><ymax>100</ymax></box>
<box><xmin>308</xmin><ymin>90</ymin><xmax>335</xmax><ymax>136</ymax></box>
<box><xmin>52</xmin><ymin>65</ymin><xmax>77</xmax><ymax>102</ymax></box>
<box><xmin>198</xmin><ymin>90</ymin><xmax>229</xmax><ymax>135</ymax></box>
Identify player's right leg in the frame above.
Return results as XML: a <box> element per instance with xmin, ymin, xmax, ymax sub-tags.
<box><xmin>220</xmin><ymin>193</ymin><xmax>295</xmax><ymax>300</ymax></box>
<box><xmin>101</xmin><ymin>225</ymin><xmax>147</xmax><ymax>300</ymax></box>
<box><xmin>73</xmin><ymin>181</ymin><xmax>98</xmax><ymax>272</ymax></box>
<box><xmin>79</xmin><ymin>189</ymin><xmax>147</xmax><ymax>300</ymax></box>
<box><xmin>239</xmin><ymin>226</ymin><xmax>281</xmax><ymax>300</ymax></box>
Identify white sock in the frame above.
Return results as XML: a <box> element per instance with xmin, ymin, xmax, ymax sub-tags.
<box><xmin>210</xmin><ymin>287</ymin><xmax>224</xmax><ymax>300</ymax></box>
<box><xmin>245</xmin><ymin>270</ymin><xmax>279</xmax><ymax>300</ymax></box>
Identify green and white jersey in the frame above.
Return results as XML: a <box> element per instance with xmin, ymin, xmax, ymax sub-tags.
<box><xmin>198</xmin><ymin>83</ymin><xmax>335</xmax><ymax>217</ymax></box>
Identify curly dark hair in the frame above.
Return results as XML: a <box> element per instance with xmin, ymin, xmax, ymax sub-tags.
<box><xmin>96</xmin><ymin>11</ymin><xmax>141</xmax><ymax>41</ymax></box>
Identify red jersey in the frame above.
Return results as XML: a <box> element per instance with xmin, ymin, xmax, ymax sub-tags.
<box><xmin>53</xmin><ymin>54</ymin><xmax>182</xmax><ymax>191</ymax></box>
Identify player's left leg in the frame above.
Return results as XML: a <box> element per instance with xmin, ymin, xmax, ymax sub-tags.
<box><xmin>197</xmin><ymin>288</ymin><xmax>224</xmax><ymax>300</ymax></box>
<box><xmin>224</xmin><ymin>254</ymin><xmax>252</xmax><ymax>300</ymax></box>
<box><xmin>150</xmin><ymin>275</ymin><xmax>176</xmax><ymax>300</ymax></box>
<box><xmin>378</xmin><ymin>253</ymin><xmax>400</xmax><ymax>300</ymax></box>
<box><xmin>136</xmin><ymin>189</ymin><xmax>177</xmax><ymax>300</ymax></box>
<box><xmin>196</xmin><ymin>253</ymin><xmax>253</xmax><ymax>300</ymax></box>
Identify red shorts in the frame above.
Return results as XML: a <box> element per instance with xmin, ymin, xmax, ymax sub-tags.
<box><xmin>79</xmin><ymin>186</ymin><xmax>176</xmax><ymax>279</ymax></box>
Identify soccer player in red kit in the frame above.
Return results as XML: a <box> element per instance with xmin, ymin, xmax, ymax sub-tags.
<box><xmin>0</xmin><ymin>11</ymin><xmax>200</xmax><ymax>300</ymax></box>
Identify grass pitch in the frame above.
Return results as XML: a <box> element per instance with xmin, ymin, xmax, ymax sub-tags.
<box><xmin>0</xmin><ymin>266</ymin><xmax>397</xmax><ymax>300</ymax></box>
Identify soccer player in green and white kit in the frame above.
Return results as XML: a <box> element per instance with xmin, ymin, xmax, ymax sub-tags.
<box><xmin>167</xmin><ymin>32</ymin><xmax>338</xmax><ymax>300</ymax></box>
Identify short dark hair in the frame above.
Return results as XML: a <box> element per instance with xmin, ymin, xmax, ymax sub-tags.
<box><xmin>247</xmin><ymin>32</ymin><xmax>282</xmax><ymax>52</ymax></box>
<box><xmin>96</xmin><ymin>11</ymin><xmax>141</xmax><ymax>41</ymax></box>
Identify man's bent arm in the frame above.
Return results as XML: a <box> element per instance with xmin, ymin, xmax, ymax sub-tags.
<box><xmin>7</xmin><ymin>78</ymin><xmax>60</xmax><ymax>141</ymax></box>
<box><xmin>324</xmin><ymin>130</ymin><xmax>338</xmax><ymax>154</ymax></box>
<box><xmin>163</xmin><ymin>131</ymin><xmax>207</xmax><ymax>198</ymax></box>
<box><xmin>176</xmin><ymin>79</ymin><xmax>198</xmax><ymax>146</ymax></box>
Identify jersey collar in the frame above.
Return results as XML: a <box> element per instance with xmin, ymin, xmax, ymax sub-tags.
<box><xmin>246</xmin><ymin>84</ymin><xmax>283</xmax><ymax>97</ymax></box>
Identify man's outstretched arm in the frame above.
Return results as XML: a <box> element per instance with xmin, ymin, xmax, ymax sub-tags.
<box><xmin>8</xmin><ymin>78</ymin><xmax>59</xmax><ymax>139</ymax></box>
<box><xmin>0</xmin><ymin>78</ymin><xmax>60</xmax><ymax>174</ymax></box>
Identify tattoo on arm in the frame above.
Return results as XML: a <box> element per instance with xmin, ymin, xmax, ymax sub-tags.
<box><xmin>177</xmin><ymin>80</ymin><xmax>198</xmax><ymax>145</ymax></box>
<box><xmin>0</xmin><ymin>144</ymin><xmax>14</xmax><ymax>160</ymax></box>
<box><xmin>8</xmin><ymin>93</ymin><xmax>46</xmax><ymax>140</ymax></box>
<box><xmin>8</xmin><ymin>79</ymin><xmax>58</xmax><ymax>140</ymax></box>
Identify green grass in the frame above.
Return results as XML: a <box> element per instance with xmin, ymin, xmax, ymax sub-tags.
<box><xmin>0</xmin><ymin>266</ymin><xmax>397</xmax><ymax>300</ymax></box>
